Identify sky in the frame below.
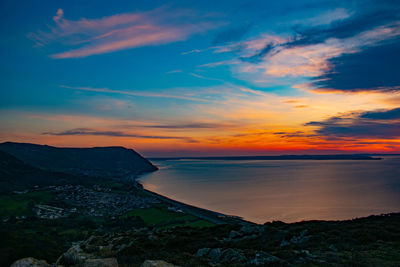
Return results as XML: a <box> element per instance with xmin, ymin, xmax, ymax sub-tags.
<box><xmin>0</xmin><ymin>0</ymin><xmax>399</xmax><ymax>157</ymax></box>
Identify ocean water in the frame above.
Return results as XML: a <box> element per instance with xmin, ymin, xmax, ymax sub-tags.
<box><xmin>138</xmin><ymin>156</ymin><xmax>400</xmax><ymax>223</ymax></box>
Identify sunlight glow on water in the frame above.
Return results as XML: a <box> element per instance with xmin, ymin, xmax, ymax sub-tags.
<box><xmin>138</xmin><ymin>157</ymin><xmax>400</xmax><ymax>223</ymax></box>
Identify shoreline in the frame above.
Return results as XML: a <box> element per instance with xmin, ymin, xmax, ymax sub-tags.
<box><xmin>137</xmin><ymin>181</ymin><xmax>256</xmax><ymax>226</ymax></box>
<box><xmin>137</xmin><ymin>180</ymin><xmax>400</xmax><ymax>226</ymax></box>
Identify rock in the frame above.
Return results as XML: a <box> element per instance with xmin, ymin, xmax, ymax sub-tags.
<box><xmin>250</xmin><ymin>252</ymin><xmax>281</xmax><ymax>265</ymax></box>
<box><xmin>148</xmin><ymin>233</ymin><xmax>158</xmax><ymax>241</ymax></box>
<box><xmin>240</xmin><ymin>234</ymin><xmax>259</xmax><ymax>241</ymax></box>
<box><xmin>141</xmin><ymin>260</ymin><xmax>177</xmax><ymax>267</ymax></box>
<box><xmin>84</xmin><ymin>235</ymin><xmax>98</xmax><ymax>245</ymax></box>
<box><xmin>195</xmin><ymin>248</ymin><xmax>211</xmax><ymax>257</ymax></box>
<box><xmin>84</xmin><ymin>258</ymin><xmax>118</xmax><ymax>267</ymax></box>
<box><xmin>228</xmin><ymin>230</ymin><xmax>241</xmax><ymax>239</ymax></box>
<box><xmin>196</xmin><ymin>247</ymin><xmax>247</xmax><ymax>264</ymax></box>
<box><xmin>281</xmin><ymin>229</ymin><xmax>311</xmax><ymax>246</ymax></box>
<box><xmin>294</xmin><ymin>250</ymin><xmax>316</xmax><ymax>259</ymax></box>
<box><xmin>56</xmin><ymin>244</ymin><xmax>96</xmax><ymax>266</ymax></box>
<box><xmin>240</xmin><ymin>225</ymin><xmax>261</xmax><ymax>235</ymax></box>
<box><xmin>208</xmin><ymin>248</ymin><xmax>222</xmax><ymax>262</ymax></box>
<box><xmin>302</xmin><ymin>250</ymin><xmax>315</xmax><ymax>259</ymax></box>
<box><xmin>10</xmin><ymin>258</ymin><xmax>50</xmax><ymax>267</ymax></box>
<box><xmin>220</xmin><ymin>248</ymin><xmax>247</xmax><ymax>263</ymax></box>
<box><xmin>113</xmin><ymin>241</ymin><xmax>133</xmax><ymax>253</ymax></box>
<box><xmin>223</xmin><ymin>229</ymin><xmax>259</xmax><ymax>243</ymax></box>
<box><xmin>290</xmin><ymin>235</ymin><xmax>310</xmax><ymax>244</ymax></box>
<box><xmin>329</xmin><ymin>244</ymin><xmax>338</xmax><ymax>252</ymax></box>
<box><xmin>280</xmin><ymin>239</ymin><xmax>290</xmax><ymax>247</ymax></box>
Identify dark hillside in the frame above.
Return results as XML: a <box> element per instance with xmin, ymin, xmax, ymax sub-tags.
<box><xmin>0</xmin><ymin>142</ymin><xmax>157</xmax><ymax>178</ymax></box>
<box><xmin>0</xmin><ymin>150</ymin><xmax>100</xmax><ymax>193</ymax></box>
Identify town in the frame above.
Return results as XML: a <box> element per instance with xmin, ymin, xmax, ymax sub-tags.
<box><xmin>15</xmin><ymin>184</ymin><xmax>162</xmax><ymax>220</ymax></box>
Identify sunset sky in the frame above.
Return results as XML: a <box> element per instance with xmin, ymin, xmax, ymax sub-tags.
<box><xmin>0</xmin><ymin>0</ymin><xmax>399</xmax><ymax>156</ymax></box>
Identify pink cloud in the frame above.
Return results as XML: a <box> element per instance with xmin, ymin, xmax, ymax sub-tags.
<box><xmin>28</xmin><ymin>7</ymin><xmax>220</xmax><ymax>58</ymax></box>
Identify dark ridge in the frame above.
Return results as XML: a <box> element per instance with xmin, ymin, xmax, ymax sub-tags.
<box><xmin>0</xmin><ymin>150</ymin><xmax>95</xmax><ymax>193</ymax></box>
<box><xmin>0</xmin><ymin>142</ymin><xmax>157</xmax><ymax>178</ymax></box>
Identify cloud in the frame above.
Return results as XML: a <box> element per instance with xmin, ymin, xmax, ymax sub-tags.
<box><xmin>241</xmin><ymin>21</ymin><xmax>400</xmax><ymax>79</ymax></box>
<box><xmin>60</xmin><ymin>85</ymin><xmax>216</xmax><ymax>102</ymax></box>
<box><xmin>380</xmin><ymin>95</ymin><xmax>400</xmax><ymax>105</ymax></box>
<box><xmin>274</xmin><ymin>131</ymin><xmax>317</xmax><ymax>138</ymax></box>
<box><xmin>232</xmin><ymin>131</ymin><xmax>270</xmax><ymax>138</ymax></box>
<box><xmin>166</xmin><ymin>69</ymin><xmax>182</xmax><ymax>74</ymax></box>
<box><xmin>42</xmin><ymin>128</ymin><xmax>196</xmax><ymax>141</ymax></box>
<box><xmin>360</xmin><ymin>108</ymin><xmax>400</xmax><ymax>120</ymax></box>
<box><xmin>198</xmin><ymin>59</ymin><xmax>239</xmax><ymax>68</ymax></box>
<box><xmin>312</xmin><ymin>37</ymin><xmax>400</xmax><ymax>93</ymax></box>
<box><xmin>212</xmin><ymin>24</ymin><xmax>252</xmax><ymax>45</ymax></box>
<box><xmin>305</xmin><ymin>108</ymin><xmax>400</xmax><ymax>139</ymax></box>
<box><xmin>53</xmin><ymin>8</ymin><xmax>63</xmax><ymax>22</ymax></box>
<box><xmin>142</xmin><ymin>122</ymin><xmax>233</xmax><ymax>129</ymax></box>
<box><xmin>282</xmin><ymin>100</ymin><xmax>299</xmax><ymax>104</ymax></box>
<box><xmin>295</xmin><ymin>105</ymin><xmax>309</xmax><ymax>108</ymax></box>
<box><xmin>239</xmin><ymin>43</ymin><xmax>275</xmax><ymax>63</ymax></box>
<box><xmin>28</xmin><ymin>7</ymin><xmax>220</xmax><ymax>58</ymax></box>
<box><xmin>286</xmin><ymin>4</ymin><xmax>399</xmax><ymax>48</ymax></box>
<box><xmin>181</xmin><ymin>48</ymin><xmax>204</xmax><ymax>55</ymax></box>
<box><xmin>292</xmin><ymin>8</ymin><xmax>351</xmax><ymax>27</ymax></box>
<box><xmin>189</xmin><ymin>72</ymin><xmax>225</xmax><ymax>82</ymax></box>
<box><xmin>202</xmin><ymin>2</ymin><xmax>400</xmax><ymax>92</ymax></box>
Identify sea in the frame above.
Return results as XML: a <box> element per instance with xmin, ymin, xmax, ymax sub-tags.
<box><xmin>138</xmin><ymin>156</ymin><xmax>400</xmax><ymax>223</ymax></box>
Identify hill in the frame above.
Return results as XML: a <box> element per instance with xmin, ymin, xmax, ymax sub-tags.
<box><xmin>0</xmin><ymin>150</ymin><xmax>126</xmax><ymax>193</ymax></box>
<box><xmin>0</xmin><ymin>142</ymin><xmax>157</xmax><ymax>178</ymax></box>
<box><xmin>0</xmin><ymin>150</ymin><xmax>80</xmax><ymax>193</ymax></box>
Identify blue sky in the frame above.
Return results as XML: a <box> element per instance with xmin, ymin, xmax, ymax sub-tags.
<box><xmin>0</xmin><ymin>0</ymin><xmax>399</xmax><ymax>156</ymax></box>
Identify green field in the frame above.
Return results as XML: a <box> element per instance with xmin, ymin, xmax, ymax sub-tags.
<box><xmin>0</xmin><ymin>191</ymin><xmax>55</xmax><ymax>218</ymax></box>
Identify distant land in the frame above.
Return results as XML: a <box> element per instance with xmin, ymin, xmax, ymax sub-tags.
<box><xmin>0</xmin><ymin>142</ymin><xmax>157</xmax><ymax>178</ymax></box>
<box><xmin>151</xmin><ymin>154</ymin><xmax>383</xmax><ymax>161</ymax></box>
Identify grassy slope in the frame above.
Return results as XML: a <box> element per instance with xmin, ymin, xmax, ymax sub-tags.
<box><xmin>0</xmin><ymin>191</ymin><xmax>55</xmax><ymax>217</ymax></box>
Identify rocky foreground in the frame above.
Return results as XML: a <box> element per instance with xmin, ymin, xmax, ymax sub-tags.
<box><xmin>11</xmin><ymin>213</ymin><xmax>400</xmax><ymax>267</ymax></box>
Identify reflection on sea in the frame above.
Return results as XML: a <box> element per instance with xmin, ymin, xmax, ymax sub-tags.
<box><xmin>139</xmin><ymin>157</ymin><xmax>400</xmax><ymax>223</ymax></box>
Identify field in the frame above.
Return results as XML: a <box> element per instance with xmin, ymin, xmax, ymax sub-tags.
<box><xmin>0</xmin><ymin>191</ymin><xmax>55</xmax><ymax>218</ymax></box>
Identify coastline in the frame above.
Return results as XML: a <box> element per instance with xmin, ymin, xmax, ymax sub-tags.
<box><xmin>137</xmin><ymin>157</ymin><xmax>400</xmax><ymax>224</ymax></box>
<box><xmin>137</xmin><ymin>181</ymin><xmax>255</xmax><ymax>226</ymax></box>
<box><xmin>136</xmin><ymin>180</ymin><xmax>400</xmax><ymax>226</ymax></box>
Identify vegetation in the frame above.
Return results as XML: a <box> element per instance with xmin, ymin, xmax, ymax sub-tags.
<box><xmin>0</xmin><ymin>191</ymin><xmax>55</xmax><ymax>218</ymax></box>
<box><xmin>120</xmin><ymin>206</ymin><xmax>215</xmax><ymax>229</ymax></box>
<box><xmin>51</xmin><ymin>213</ymin><xmax>400</xmax><ymax>266</ymax></box>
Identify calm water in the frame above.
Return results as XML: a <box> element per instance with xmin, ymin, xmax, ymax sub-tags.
<box><xmin>138</xmin><ymin>157</ymin><xmax>400</xmax><ymax>223</ymax></box>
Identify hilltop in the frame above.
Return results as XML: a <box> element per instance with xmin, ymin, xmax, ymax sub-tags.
<box><xmin>0</xmin><ymin>142</ymin><xmax>157</xmax><ymax>178</ymax></box>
